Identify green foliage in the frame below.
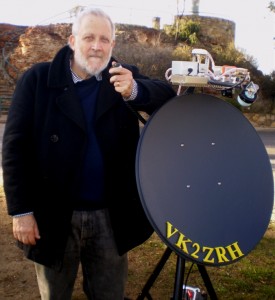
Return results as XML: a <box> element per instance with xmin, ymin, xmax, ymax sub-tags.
<box><xmin>165</xmin><ymin>19</ymin><xmax>200</xmax><ymax>44</ymax></box>
<box><xmin>113</xmin><ymin>41</ymin><xmax>174</xmax><ymax>80</ymax></box>
<box><xmin>114</xmin><ymin>28</ymin><xmax>275</xmax><ymax>113</ymax></box>
<box><xmin>258</xmin><ymin>72</ymin><xmax>275</xmax><ymax>98</ymax></box>
<box><xmin>126</xmin><ymin>231</ymin><xmax>275</xmax><ymax>299</ymax></box>
<box><xmin>211</xmin><ymin>42</ymin><xmax>258</xmax><ymax>70</ymax></box>
<box><xmin>172</xmin><ymin>44</ymin><xmax>193</xmax><ymax>61</ymax></box>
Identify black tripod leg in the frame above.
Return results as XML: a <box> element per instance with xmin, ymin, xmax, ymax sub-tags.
<box><xmin>197</xmin><ymin>264</ymin><xmax>218</xmax><ymax>300</ymax></box>
<box><xmin>137</xmin><ymin>247</ymin><xmax>172</xmax><ymax>300</ymax></box>
<box><xmin>183</xmin><ymin>86</ymin><xmax>195</xmax><ymax>95</ymax></box>
<box><xmin>172</xmin><ymin>256</ymin><xmax>185</xmax><ymax>300</ymax></box>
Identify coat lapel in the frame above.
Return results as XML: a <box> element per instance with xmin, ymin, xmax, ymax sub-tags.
<box><xmin>56</xmin><ymin>85</ymin><xmax>86</xmax><ymax>131</ymax></box>
<box><xmin>95</xmin><ymin>71</ymin><xmax>121</xmax><ymax>122</ymax></box>
<box><xmin>51</xmin><ymin>50</ymin><xmax>120</xmax><ymax>129</ymax></box>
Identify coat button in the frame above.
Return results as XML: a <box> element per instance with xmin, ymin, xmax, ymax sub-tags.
<box><xmin>50</xmin><ymin>135</ymin><xmax>59</xmax><ymax>143</ymax></box>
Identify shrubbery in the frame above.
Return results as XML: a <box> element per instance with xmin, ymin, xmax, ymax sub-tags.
<box><xmin>114</xmin><ymin>35</ymin><xmax>275</xmax><ymax>114</ymax></box>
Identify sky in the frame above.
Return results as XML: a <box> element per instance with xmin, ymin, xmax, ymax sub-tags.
<box><xmin>0</xmin><ymin>0</ymin><xmax>275</xmax><ymax>75</ymax></box>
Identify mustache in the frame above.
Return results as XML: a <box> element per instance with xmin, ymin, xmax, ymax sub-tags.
<box><xmin>87</xmin><ymin>55</ymin><xmax>103</xmax><ymax>58</ymax></box>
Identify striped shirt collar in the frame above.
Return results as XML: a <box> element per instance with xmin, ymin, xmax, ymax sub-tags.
<box><xmin>70</xmin><ymin>61</ymin><xmax>102</xmax><ymax>83</ymax></box>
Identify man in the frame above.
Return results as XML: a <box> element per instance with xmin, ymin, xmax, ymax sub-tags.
<box><xmin>2</xmin><ymin>7</ymin><xmax>176</xmax><ymax>300</ymax></box>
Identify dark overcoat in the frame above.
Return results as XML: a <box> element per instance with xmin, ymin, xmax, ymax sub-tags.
<box><xmin>2</xmin><ymin>45</ymin><xmax>176</xmax><ymax>269</ymax></box>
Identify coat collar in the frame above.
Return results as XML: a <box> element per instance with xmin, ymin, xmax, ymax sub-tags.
<box><xmin>48</xmin><ymin>45</ymin><xmax>122</xmax><ymax>128</ymax></box>
<box><xmin>47</xmin><ymin>45</ymin><xmax>116</xmax><ymax>88</ymax></box>
<box><xmin>47</xmin><ymin>45</ymin><xmax>73</xmax><ymax>88</ymax></box>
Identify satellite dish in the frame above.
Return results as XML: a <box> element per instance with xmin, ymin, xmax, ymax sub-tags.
<box><xmin>136</xmin><ymin>93</ymin><xmax>274</xmax><ymax>266</ymax></box>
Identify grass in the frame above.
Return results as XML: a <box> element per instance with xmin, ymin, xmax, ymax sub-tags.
<box><xmin>124</xmin><ymin>227</ymin><xmax>275</xmax><ymax>299</ymax></box>
<box><xmin>1</xmin><ymin>182</ymin><xmax>274</xmax><ymax>299</ymax></box>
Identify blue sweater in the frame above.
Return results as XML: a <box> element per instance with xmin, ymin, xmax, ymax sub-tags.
<box><xmin>75</xmin><ymin>76</ymin><xmax>106</xmax><ymax>210</ymax></box>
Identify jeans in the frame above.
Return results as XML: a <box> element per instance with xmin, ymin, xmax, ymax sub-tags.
<box><xmin>34</xmin><ymin>209</ymin><xmax>128</xmax><ymax>300</ymax></box>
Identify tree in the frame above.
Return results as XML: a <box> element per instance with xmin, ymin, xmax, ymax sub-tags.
<box><xmin>268</xmin><ymin>1</ymin><xmax>275</xmax><ymax>12</ymax></box>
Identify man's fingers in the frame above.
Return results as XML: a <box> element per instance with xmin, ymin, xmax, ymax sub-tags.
<box><xmin>13</xmin><ymin>215</ymin><xmax>40</xmax><ymax>245</ymax></box>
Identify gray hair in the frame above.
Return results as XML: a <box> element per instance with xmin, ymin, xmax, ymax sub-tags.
<box><xmin>72</xmin><ymin>7</ymin><xmax>116</xmax><ymax>40</ymax></box>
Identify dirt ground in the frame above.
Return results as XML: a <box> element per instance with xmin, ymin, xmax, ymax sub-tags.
<box><xmin>0</xmin><ymin>185</ymin><xmax>91</xmax><ymax>300</ymax></box>
<box><xmin>0</xmin><ymin>187</ymin><xmax>43</xmax><ymax>300</ymax></box>
<box><xmin>1</xmin><ymin>184</ymin><xmax>275</xmax><ymax>300</ymax></box>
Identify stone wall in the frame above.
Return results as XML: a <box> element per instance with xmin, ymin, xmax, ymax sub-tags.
<box><xmin>0</xmin><ymin>17</ymin><xmax>273</xmax><ymax>122</ymax></box>
<box><xmin>170</xmin><ymin>15</ymin><xmax>235</xmax><ymax>48</ymax></box>
<box><xmin>0</xmin><ymin>22</ymin><xmax>173</xmax><ymax>94</ymax></box>
<box><xmin>0</xmin><ymin>15</ymin><xmax>235</xmax><ymax>97</ymax></box>
<box><xmin>7</xmin><ymin>24</ymin><xmax>72</xmax><ymax>79</ymax></box>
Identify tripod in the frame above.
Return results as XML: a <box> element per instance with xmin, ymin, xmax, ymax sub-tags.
<box><xmin>134</xmin><ymin>88</ymin><xmax>218</xmax><ymax>300</ymax></box>
<box><xmin>137</xmin><ymin>247</ymin><xmax>218</xmax><ymax>300</ymax></box>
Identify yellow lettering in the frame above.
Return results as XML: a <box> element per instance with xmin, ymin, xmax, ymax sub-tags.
<box><xmin>165</xmin><ymin>221</ymin><xmax>244</xmax><ymax>265</ymax></box>
<box><xmin>202</xmin><ymin>247</ymin><xmax>215</xmax><ymax>263</ymax></box>
<box><xmin>226</xmin><ymin>242</ymin><xmax>244</xmax><ymax>260</ymax></box>
<box><xmin>166</xmin><ymin>221</ymin><xmax>179</xmax><ymax>238</ymax></box>
<box><xmin>215</xmin><ymin>247</ymin><xmax>229</xmax><ymax>263</ymax></box>
<box><xmin>191</xmin><ymin>243</ymin><xmax>200</xmax><ymax>259</ymax></box>
<box><xmin>175</xmin><ymin>233</ymin><xmax>192</xmax><ymax>253</ymax></box>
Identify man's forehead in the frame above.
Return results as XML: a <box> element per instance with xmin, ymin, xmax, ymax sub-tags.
<box><xmin>78</xmin><ymin>15</ymin><xmax>112</xmax><ymax>38</ymax></box>
<box><xmin>80</xmin><ymin>15</ymin><xmax>111</xmax><ymax>29</ymax></box>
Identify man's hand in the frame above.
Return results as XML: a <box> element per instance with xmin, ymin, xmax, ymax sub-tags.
<box><xmin>109</xmin><ymin>62</ymin><xmax>133</xmax><ymax>99</ymax></box>
<box><xmin>13</xmin><ymin>214</ymin><xmax>40</xmax><ymax>245</ymax></box>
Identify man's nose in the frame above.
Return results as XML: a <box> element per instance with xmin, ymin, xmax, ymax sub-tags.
<box><xmin>91</xmin><ymin>40</ymin><xmax>102</xmax><ymax>50</ymax></box>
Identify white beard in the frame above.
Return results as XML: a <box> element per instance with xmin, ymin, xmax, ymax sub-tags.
<box><xmin>74</xmin><ymin>47</ymin><xmax>112</xmax><ymax>78</ymax></box>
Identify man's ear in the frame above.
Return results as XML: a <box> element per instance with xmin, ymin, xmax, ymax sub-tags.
<box><xmin>68</xmin><ymin>35</ymin><xmax>75</xmax><ymax>50</ymax></box>
<box><xmin>111</xmin><ymin>40</ymin><xmax>115</xmax><ymax>49</ymax></box>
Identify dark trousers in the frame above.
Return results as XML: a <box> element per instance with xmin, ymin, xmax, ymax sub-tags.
<box><xmin>34</xmin><ymin>209</ymin><xmax>128</xmax><ymax>300</ymax></box>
